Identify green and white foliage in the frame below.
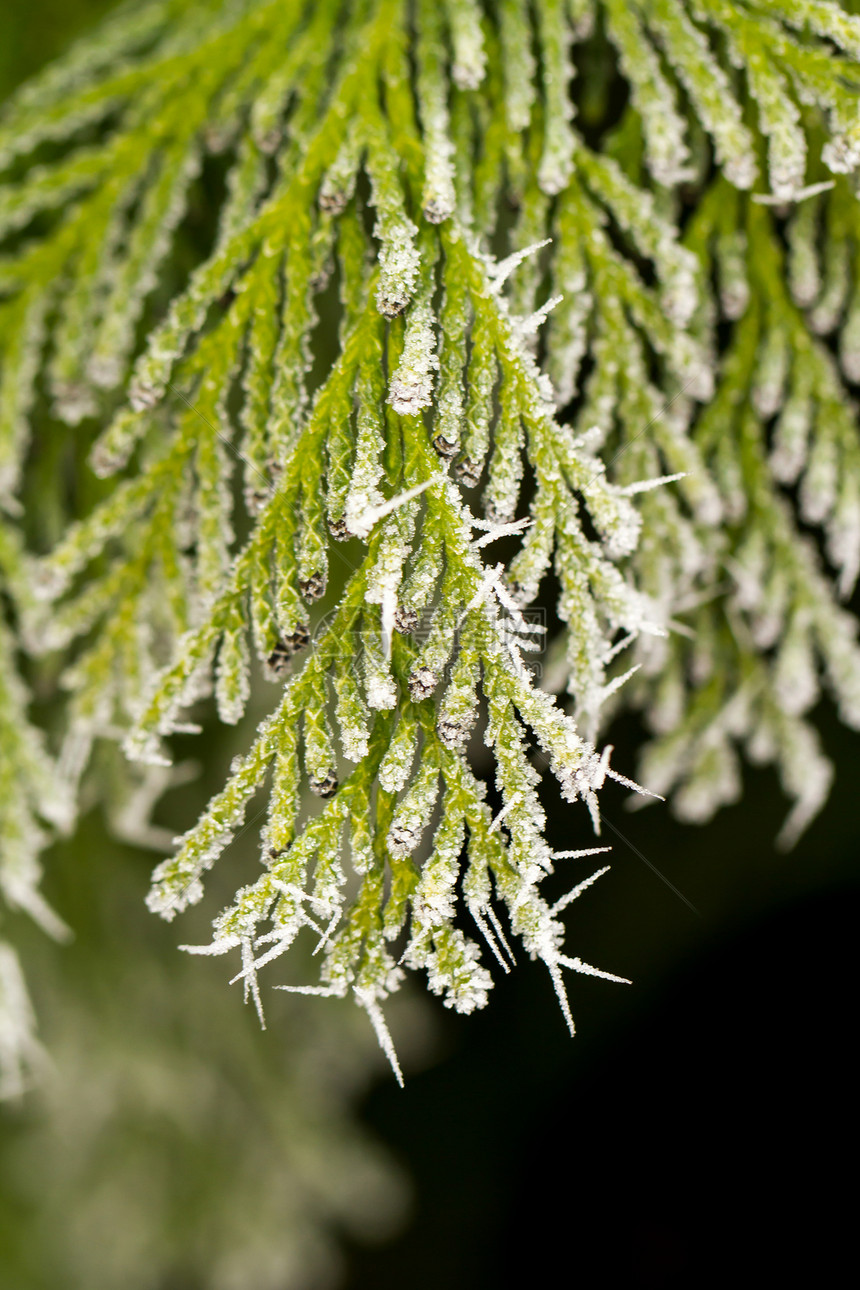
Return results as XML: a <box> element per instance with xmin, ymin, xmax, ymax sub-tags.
<box><xmin>2</xmin><ymin>0</ymin><xmax>860</xmax><ymax>1073</ymax></box>
<box><xmin>0</xmin><ymin>526</ymin><xmax>73</xmax><ymax>1095</ymax></box>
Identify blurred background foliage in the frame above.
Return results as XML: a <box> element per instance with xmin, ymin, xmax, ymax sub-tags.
<box><xmin>1</xmin><ymin>2</ymin><xmax>857</xmax><ymax>1287</ymax></box>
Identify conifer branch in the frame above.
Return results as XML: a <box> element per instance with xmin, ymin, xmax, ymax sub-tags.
<box><xmin>3</xmin><ymin>0</ymin><xmax>860</xmax><ymax>1074</ymax></box>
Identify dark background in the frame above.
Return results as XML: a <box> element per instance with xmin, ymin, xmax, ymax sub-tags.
<box><xmin>3</xmin><ymin>3</ymin><xmax>857</xmax><ymax>1287</ymax></box>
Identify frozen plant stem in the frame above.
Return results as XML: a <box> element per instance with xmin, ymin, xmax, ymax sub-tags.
<box><xmin>2</xmin><ymin>0</ymin><xmax>860</xmax><ymax>1079</ymax></box>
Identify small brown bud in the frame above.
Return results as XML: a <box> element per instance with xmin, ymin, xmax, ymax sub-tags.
<box><xmin>394</xmin><ymin>606</ymin><xmax>419</xmax><ymax>634</ymax></box>
<box><xmin>266</xmin><ymin>626</ymin><xmax>310</xmax><ymax>676</ymax></box>
<box><xmin>408</xmin><ymin>666</ymin><xmax>437</xmax><ymax>701</ymax></box>
<box><xmin>310</xmin><ymin>770</ymin><xmax>338</xmax><ymax>798</ymax></box>
<box><xmin>328</xmin><ymin>516</ymin><xmax>351</xmax><ymax>541</ymax></box>
<box><xmin>432</xmin><ymin>432</ymin><xmax>459</xmax><ymax>460</ymax></box>
<box><xmin>455</xmin><ymin>456</ymin><xmax>482</xmax><ymax>489</ymax></box>
<box><xmin>299</xmin><ymin>571</ymin><xmax>327</xmax><ymax>602</ymax></box>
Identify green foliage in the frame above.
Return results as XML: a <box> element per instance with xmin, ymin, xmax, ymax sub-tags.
<box><xmin>3</xmin><ymin>0</ymin><xmax>860</xmax><ymax>1079</ymax></box>
<box><xmin>0</xmin><ymin>818</ymin><xmax>405</xmax><ymax>1289</ymax></box>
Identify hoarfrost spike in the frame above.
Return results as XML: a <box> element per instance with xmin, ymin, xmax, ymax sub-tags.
<box><xmin>487</xmin><ymin>239</ymin><xmax>552</xmax><ymax>292</ymax></box>
<box><xmin>485</xmin><ymin>904</ymin><xmax>516</xmax><ymax>968</ymax></box>
<box><xmin>358</xmin><ymin>995</ymin><xmax>404</xmax><ymax>1088</ymax></box>
<box><xmin>470</xmin><ymin>906</ymin><xmax>511</xmax><ymax>974</ymax></box>
<box><xmin>753</xmin><ymin>181</ymin><xmax>835</xmax><ymax>206</ymax></box>
<box><xmin>551</xmin><ymin>866</ymin><xmax>612</xmax><ymax>915</ymax></box>
<box><xmin>350</xmin><ymin>477</ymin><xmax>441</xmax><ymax>540</ymax></box>
<box><xmin>557</xmin><ymin>956</ymin><xmax>632</xmax><ymax>986</ymax></box>
<box><xmin>548</xmin><ymin>963</ymin><xmax>575</xmax><ymax>1038</ymax></box>
<box><xmin>520</xmin><ymin>294</ymin><xmax>564</xmax><ymax>337</ymax></box>
<box><xmin>617</xmin><ymin>472</ymin><xmax>688</xmax><ymax>496</ymax></box>
<box><xmin>551</xmin><ymin>847</ymin><xmax>613</xmax><ymax>860</ymax></box>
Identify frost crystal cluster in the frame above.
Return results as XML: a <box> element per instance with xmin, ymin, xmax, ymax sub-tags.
<box><xmin>2</xmin><ymin>0</ymin><xmax>860</xmax><ymax>1078</ymax></box>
